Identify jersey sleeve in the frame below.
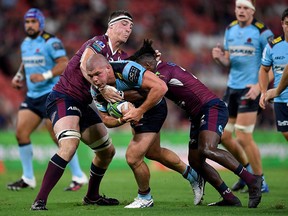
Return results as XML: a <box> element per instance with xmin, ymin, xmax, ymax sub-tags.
<box><xmin>90</xmin><ymin>85</ymin><xmax>108</xmax><ymax>112</ymax></box>
<box><xmin>260</xmin><ymin>29</ymin><xmax>274</xmax><ymax>50</ymax></box>
<box><xmin>46</xmin><ymin>37</ymin><xmax>67</xmax><ymax>59</ymax></box>
<box><xmin>261</xmin><ymin>44</ymin><xmax>272</xmax><ymax>67</ymax></box>
<box><xmin>121</xmin><ymin>61</ymin><xmax>147</xmax><ymax>88</ymax></box>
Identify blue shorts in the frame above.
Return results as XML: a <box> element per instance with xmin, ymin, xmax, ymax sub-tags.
<box><xmin>223</xmin><ymin>87</ymin><xmax>260</xmax><ymax>117</ymax></box>
<box><xmin>274</xmin><ymin>102</ymin><xmax>288</xmax><ymax>132</ymax></box>
<box><xmin>46</xmin><ymin>90</ymin><xmax>102</xmax><ymax>132</ymax></box>
<box><xmin>132</xmin><ymin>98</ymin><xmax>167</xmax><ymax>134</ymax></box>
<box><xmin>20</xmin><ymin>93</ymin><xmax>49</xmax><ymax>119</ymax></box>
<box><xmin>189</xmin><ymin>99</ymin><xmax>228</xmax><ymax>149</ymax></box>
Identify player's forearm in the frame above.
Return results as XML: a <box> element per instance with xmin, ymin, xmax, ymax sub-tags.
<box><xmin>258</xmin><ymin>66</ymin><xmax>270</xmax><ymax>93</ymax></box>
<box><xmin>138</xmin><ymin>85</ymin><xmax>167</xmax><ymax>114</ymax></box>
<box><xmin>99</xmin><ymin>112</ymin><xmax>125</xmax><ymax>128</ymax></box>
<box><xmin>275</xmin><ymin>64</ymin><xmax>288</xmax><ymax>95</ymax></box>
<box><xmin>51</xmin><ymin>56</ymin><xmax>69</xmax><ymax>77</ymax></box>
<box><xmin>15</xmin><ymin>63</ymin><xmax>25</xmax><ymax>80</ymax></box>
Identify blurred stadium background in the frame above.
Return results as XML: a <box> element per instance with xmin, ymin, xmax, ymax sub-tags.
<box><xmin>0</xmin><ymin>0</ymin><xmax>287</xmax><ymax>130</ymax></box>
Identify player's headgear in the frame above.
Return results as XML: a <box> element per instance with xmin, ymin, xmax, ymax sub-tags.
<box><xmin>108</xmin><ymin>10</ymin><xmax>133</xmax><ymax>26</ymax></box>
<box><xmin>24</xmin><ymin>8</ymin><xmax>45</xmax><ymax>30</ymax></box>
<box><xmin>236</xmin><ymin>0</ymin><xmax>255</xmax><ymax>11</ymax></box>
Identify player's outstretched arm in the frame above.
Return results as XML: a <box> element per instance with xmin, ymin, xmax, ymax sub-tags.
<box><xmin>11</xmin><ymin>62</ymin><xmax>25</xmax><ymax>89</ymax></box>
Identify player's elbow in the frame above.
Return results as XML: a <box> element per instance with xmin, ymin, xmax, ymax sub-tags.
<box><xmin>159</xmin><ymin>81</ymin><xmax>168</xmax><ymax>96</ymax></box>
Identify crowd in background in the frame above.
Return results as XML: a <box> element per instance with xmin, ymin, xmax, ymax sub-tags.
<box><xmin>0</xmin><ymin>0</ymin><xmax>286</xmax><ymax>130</ymax></box>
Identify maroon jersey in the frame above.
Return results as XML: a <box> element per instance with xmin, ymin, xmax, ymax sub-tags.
<box><xmin>53</xmin><ymin>34</ymin><xmax>128</xmax><ymax>105</ymax></box>
<box><xmin>156</xmin><ymin>61</ymin><xmax>217</xmax><ymax>118</ymax></box>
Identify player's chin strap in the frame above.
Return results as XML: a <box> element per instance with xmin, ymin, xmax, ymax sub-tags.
<box><xmin>56</xmin><ymin>129</ymin><xmax>81</xmax><ymax>142</ymax></box>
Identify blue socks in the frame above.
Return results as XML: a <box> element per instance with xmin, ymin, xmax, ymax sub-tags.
<box><xmin>68</xmin><ymin>152</ymin><xmax>83</xmax><ymax>178</ymax></box>
<box><xmin>183</xmin><ymin>165</ymin><xmax>198</xmax><ymax>183</ymax></box>
<box><xmin>19</xmin><ymin>143</ymin><xmax>34</xmax><ymax>179</ymax></box>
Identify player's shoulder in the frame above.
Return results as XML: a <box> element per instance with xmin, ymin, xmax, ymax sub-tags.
<box><xmin>227</xmin><ymin>20</ymin><xmax>238</xmax><ymax>30</ymax></box>
<box><xmin>41</xmin><ymin>31</ymin><xmax>56</xmax><ymax>42</ymax></box>
<box><xmin>268</xmin><ymin>35</ymin><xmax>285</xmax><ymax>48</ymax></box>
<box><xmin>251</xmin><ymin>19</ymin><xmax>269</xmax><ymax>33</ymax></box>
<box><xmin>89</xmin><ymin>35</ymin><xmax>108</xmax><ymax>53</ymax></box>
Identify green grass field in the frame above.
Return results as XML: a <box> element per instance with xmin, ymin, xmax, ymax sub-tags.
<box><xmin>0</xmin><ymin>129</ymin><xmax>287</xmax><ymax>215</ymax></box>
<box><xmin>1</xmin><ymin>168</ymin><xmax>288</xmax><ymax>216</ymax></box>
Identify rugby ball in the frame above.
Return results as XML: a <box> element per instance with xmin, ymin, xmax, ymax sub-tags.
<box><xmin>107</xmin><ymin>101</ymin><xmax>130</xmax><ymax>118</ymax></box>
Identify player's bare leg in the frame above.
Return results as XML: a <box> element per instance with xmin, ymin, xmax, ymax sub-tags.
<box><xmin>7</xmin><ymin>110</ymin><xmax>41</xmax><ymax>191</ymax></box>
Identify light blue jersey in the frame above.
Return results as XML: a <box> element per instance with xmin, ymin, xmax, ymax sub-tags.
<box><xmin>261</xmin><ymin>36</ymin><xmax>288</xmax><ymax>103</ymax></box>
<box><xmin>21</xmin><ymin>32</ymin><xmax>66</xmax><ymax>98</ymax></box>
<box><xmin>224</xmin><ymin>19</ymin><xmax>274</xmax><ymax>89</ymax></box>
<box><xmin>91</xmin><ymin>60</ymin><xmax>146</xmax><ymax>112</ymax></box>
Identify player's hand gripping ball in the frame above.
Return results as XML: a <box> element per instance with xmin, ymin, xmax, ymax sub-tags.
<box><xmin>107</xmin><ymin>101</ymin><xmax>134</xmax><ymax>118</ymax></box>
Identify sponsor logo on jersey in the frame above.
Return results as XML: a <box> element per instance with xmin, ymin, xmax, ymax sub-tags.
<box><xmin>278</xmin><ymin>120</ymin><xmax>288</xmax><ymax>126</ymax></box>
<box><xmin>67</xmin><ymin>106</ymin><xmax>81</xmax><ymax>115</ymax></box>
<box><xmin>168</xmin><ymin>78</ymin><xmax>183</xmax><ymax>86</ymax></box>
<box><xmin>23</xmin><ymin>56</ymin><xmax>45</xmax><ymax>67</ymax></box>
<box><xmin>218</xmin><ymin>125</ymin><xmax>223</xmax><ymax>134</ymax></box>
<box><xmin>92</xmin><ymin>40</ymin><xmax>105</xmax><ymax>52</ymax></box>
<box><xmin>128</xmin><ymin>66</ymin><xmax>140</xmax><ymax>83</ymax></box>
<box><xmin>255</xmin><ymin>22</ymin><xmax>264</xmax><ymax>29</ymax></box>
<box><xmin>115</xmin><ymin>72</ymin><xmax>123</xmax><ymax>80</ymax></box>
<box><xmin>272</xmin><ymin>36</ymin><xmax>282</xmax><ymax>44</ymax></box>
<box><xmin>20</xmin><ymin>102</ymin><xmax>28</xmax><ymax>108</ymax></box>
<box><xmin>229</xmin><ymin>45</ymin><xmax>255</xmax><ymax>56</ymax></box>
<box><xmin>200</xmin><ymin>115</ymin><xmax>206</xmax><ymax>127</ymax></box>
<box><xmin>275</xmin><ymin>56</ymin><xmax>285</xmax><ymax>60</ymax></box>
<box><xmin>274</xmin><ymin>65</ymin><xmax>286</xmax><ymax>74</ymax></box>
<box><xmin>52</xmin><ymin>42</ymin><xmax>64</xmax><ymax>50</ymax></box>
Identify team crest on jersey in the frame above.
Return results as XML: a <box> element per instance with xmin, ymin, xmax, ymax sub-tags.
<box><xmin>92</xmin><ymin>40</ymin><xmax>105</xmax><ymax>52</ymax></box>
<box><xmin>128</xmin><ymin>66</ymin><xmax>140</xmax><ymax>83</ymax></box>
<box><xmin>52</xmin><ymin>42</ymin><xmax>64</xmax><ymax>50</ymax></box>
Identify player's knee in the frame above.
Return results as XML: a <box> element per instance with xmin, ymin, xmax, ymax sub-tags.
<box><xmin>125</xmin><ymin>152</ymin><xmax>141</xmax><ymax>168</ymax></box>
<box><xmin>198</xmin><ymin>144</ymin><xmax>216</xmax><ymax>159</ymax></box>
<box><xmin>95</xmin><ymin>144</ymin><xmax>115</xmax><ymax>164</ymax></box>
<box><xmin>56</xmin><ymin>129</ymin><xmax>81</xmax><ymax>142</ymax></box>
<box><xmin>15</xmin><ymin>130</ymin><xmax>30</xmax><ymax>144</ymax></box>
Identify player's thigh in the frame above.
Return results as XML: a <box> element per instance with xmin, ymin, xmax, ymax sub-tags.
<box><xmin>81</xmin><ymin>122</ymin><xmax>108</xmax><ymax>144</ymax></box>
<box><xmin>127</xmin><ymin>132</ymin><xmax>157</xmax><ymax>159</ymax></box>
<box><xmin>16</xmin><ymin>109</ymin><xmax>42</xmax><ymax>136</ymax></box>
<box><xmin>145</xmin><ymin>133</ymin><xmax>161</xmax><ymax>157</ymax></box>
<box><xmin>236</xmin><ymin>111</ymin><xmax>257</xmax><ymax>126</ymax></box>
<box><xmin>53</xmin><ymin>115</ymin><xmax>80</xmax><ymax>135</ymax></box>
<box><xmin>44</xmin><ymin>118</ymin><xmax>57</xmax><ymax>144</ymax></box>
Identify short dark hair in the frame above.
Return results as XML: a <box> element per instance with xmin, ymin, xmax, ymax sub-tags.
<box><xmin>108</xmin><ymin>10</ymin><xmax>133</xmax><ymax>23</ymax></box>
<box><xmin>282</xmin><ymin>8</ymin><xmax>288</xmax><ymax>21</ymax></box>
<box><xmin>128</xmin><ymin>39</ymin><xmax>156</xmax><ymax>61</ymax></box>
